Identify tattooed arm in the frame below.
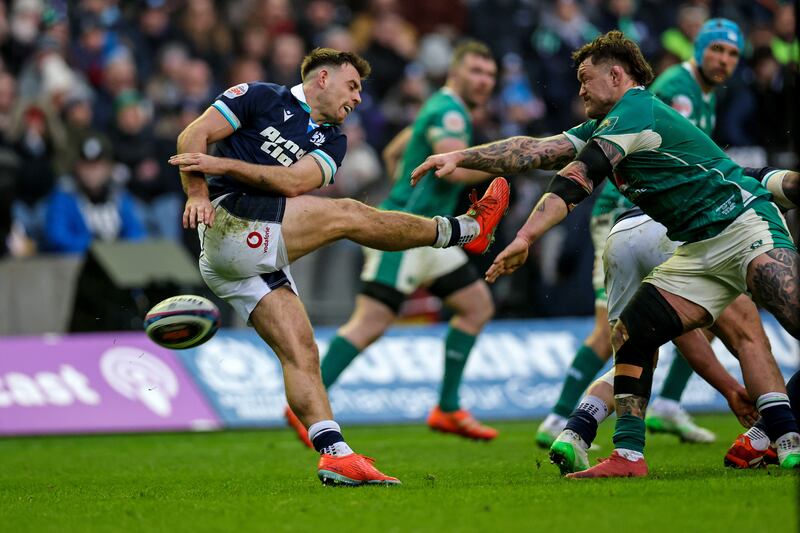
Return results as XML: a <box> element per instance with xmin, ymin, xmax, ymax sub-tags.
<box><xmin>410</xmin><ymin>134</ymin><xmax>576</xmax><ymax>185</ymax></box>
<box><xmin>485</xmin><ymin>139</ymin><xmax>622</xmax><ymax>282</ymax></box>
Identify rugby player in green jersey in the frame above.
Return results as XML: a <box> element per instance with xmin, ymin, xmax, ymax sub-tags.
<box><xmin>284</xmin><ymin>41</ymin><xmax>503</xmax><ymax>445</ymax></box>
<box><xmin>413</xmin><ymin>31</ymin><xmax>800</xmax><ymax>477</ymax></box>
<box><xmin>535</xmin><ymin>18</ymin><xmax>744</xmax><ymax>447</ymax></box>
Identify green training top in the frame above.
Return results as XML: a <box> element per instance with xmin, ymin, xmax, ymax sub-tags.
<box><xmin>381</xmin><ymin>88</ymin><xmax>472</xmax><ymax>217</ymax></box>
<box><xmin>649</xmin><ymin>62</ymin><xmax>716</xmax><ymax>136</ymax></box>
<box><xmin>564</xmin><ymin>87</ymin><xmax>770</xmax><ymax>243</ymax></box>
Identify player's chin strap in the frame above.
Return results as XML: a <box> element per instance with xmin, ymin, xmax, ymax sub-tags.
<box><xmin>613</xmin><ymin>283</ymin><xmax>685</xmax><ymax>400</ymax></box>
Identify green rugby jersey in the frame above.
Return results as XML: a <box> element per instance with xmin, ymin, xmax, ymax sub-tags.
<box><xmin>569</xmin><ymin>87</ymin><xmax>770</xmax><ymax>243</ymax></box>
<box><xmin>566</xmin><ymin>120</ymin><xmax>635</xmax><ymax>219</ymax></box>
<box><xmin>381</xmin><ymin>88</ymin><xmax>472</xmax><ymax>217</ymax></box>
<box><xmin>649</xmin><ymin>62</ymin><xmax>716</xmax><ymax>136</ymax></box>
<box><xmin>584</xmin><ymin>62</ymin><xmax>720</xmax><ymax>219</ymax></box>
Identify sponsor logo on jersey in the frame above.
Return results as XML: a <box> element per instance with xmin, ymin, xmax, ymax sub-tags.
<box><xmin>283</xmin><ymin>109</ymin><xmax>293</xmax><ymax>122</ymax></box>
<box><xmin>310</xmin><ymin>130</ymin><xmax>326</xmax><ymax>146</ymax></box>
<box><xmin>223</xmin><ymin>83</ymin><xmax>249</xmax><ymax>99</ymax></box>
<box><xmin>259</xmin><ymin>126</ymin><xmax>307</xmax><ymax>166</ymax></box>
<box><xmin>246</xmin><ymin>228</ymin><xmax>270</xmax><ymax>252</ymax></box>
<box><xmin>671</xmin><ymin>95</ymin><xmax>693</xmax><ymax>118</ymax></box>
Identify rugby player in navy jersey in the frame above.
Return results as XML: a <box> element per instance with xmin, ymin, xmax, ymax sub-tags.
<box><xmin>168</xmin><ymin>48</ymin><xmax>510</xmax><ymax>486</ymax></box>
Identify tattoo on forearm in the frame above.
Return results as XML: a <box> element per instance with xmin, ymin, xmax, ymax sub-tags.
<box><xmin>594</xmin><ymin>138</ymin><xmax>625</xmax><ymax>168</ymax></box>
<box><xmin>559</xmin><ymin>161</ymin><xmax>593</xmax><ymax>194</ymax></box>
<box><xmin>459</xmin><ymin>135</ymin><xmax>576</xmax><ymax>174</ymax></box>
<box><xmin>616</xmin><ymin>394</ymin><xmax>648</xmax><ymax>418</ymax></box>
<box><xmin>749</xmin><ymin>248</ymin><xmax>800</xmax><ymax>334</ymax></box>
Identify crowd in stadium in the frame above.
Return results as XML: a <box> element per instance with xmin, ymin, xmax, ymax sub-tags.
<box><xmin>0</xmin><ymin>0</ymin><xmax>797</xmax><ymax>319</ymax></box>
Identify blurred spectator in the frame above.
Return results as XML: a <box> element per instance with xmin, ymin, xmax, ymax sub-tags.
<box><xmin>2</xmin><ymin>0</ymin><xmax>44</xmax><ymax>75</ymax></box>
<box><xmin>54</xmin><ymin>86</ymin><xmax>96</xmax><ymax>176</ymax></box>
<box><xmin>771</xmin><ymin>4</ymin><xmax>798</xmax><ymax>65</ymax></box>
<box><xmin>323</xmin><ymin>113</ymin><xmax>383</xmax><ymax>200</ymax></box>
<box><xmin>109</xmin><ymin>89</ymin><xmax>182</xmax><ymax>241</ymax></box>
<box><xmin>497</xmin><ymin>52</ymin><xmax>546</xmax><ymax>137</ymax></box>
<box><xmin>0</xmin><ymin>71</ymin><xmax>17</xmax><ymax>139</ymax></box>
<box><xmin>320</xmin><ymin>25</ymin><xmax>357</xmax><ymax>54</ymax></box>
<box><xmin>267</xmin><ymin>33</ymin><xmax>305</xmax><ymax>87</ymax></box>
<box><xmin>380</xmin><ymin>62</ymin><xmax>429</xmax><ymax>140</ymax></box>
<box><xmin>254</xmin><ymin>0</ymin><xmax>297</xmax><ymax>36</ymax></box>
<box><xmin>594</xmin><ymin>0</ymin><xmax>658</xmax><ymax>59</ymax></box>
<box><xmin>237</xmin><ymin>23</ymin><xmax>271</xmax><ymax>67</ymax></box>
<box><xmin>146</xmin><ymin>42</ymin><xmax>189</xmax><ymax>118</ymax></box>
<box><xmin>660</xmin><ymin>4</ymin><xmax>708</xmax><ymax>62</ymax></box>
<box><xmin>93</xmin><ymin>49</ymin><xmax>137</xmax><ymax>129</ymax></box>
<box><xmin>718</xmin><ymin>46</ymin><xmax>792</xmax><ymax>153</ymax></box>
<box><xmin>360</xmin><ymin>10</ymin><xmax>418</xmax><ymax>98</ymax></box>
<box><xmin>126</xmin><ymin>0</ymin><xmax>177</xmax><ymax>81</ymax></box>
<box><xmin>8</xmin><ymin>101</ymin><xmax>65</xmax><ymax>240</ymax></box>
<box><xmin>179</xmin><ymin>59</ymin><xmax>215</xmax><ymax>109</ymax></box>
<box><xmin>227</xmin><ymin>57</ymin><xmax>266</xmax><ymax>86</ymax></box>
<box><xmin>297</xmin><ymin>0</ymin><xmax>343</xmax><ymax>50</ymax></box>
<box><xmin>531</xmin><ymin>0</ymin><xmax>600</xmax><ymax>131</ymax></box>
<box><xmin>467</xmin><ymin>0</ymin><xmax>538</xmax><ymax>60</ymax></box>
<box><xmin>177</xmin><ymin>0</ymin><xmax>233</xmax><ymax>75</ymax></box>
<box><xmin>42</xmin><ymin>134</ymin><xmax>145</xmax><ymax>253</ymax></box>
<box><xmin>400</xmin><ymin>0</ymin><xmax>467</xmax><ymax>38</ymax></box>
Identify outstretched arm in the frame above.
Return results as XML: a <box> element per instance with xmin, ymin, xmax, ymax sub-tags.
<box><xmin>485</xmin><ymin>139</ymin><xmax>619</xmax><ymax>282</ymax></box>
<box><xmin>410</xmin><ymin>134</ymin><xmax>576</xmax><ymax>185</ymax></box>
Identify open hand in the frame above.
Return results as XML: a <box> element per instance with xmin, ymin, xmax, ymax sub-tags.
<box><xmin>169</xmin><ymin>153</ymin><xmax>228</xmax><ymax>175</ymax></box>
<box><xmin>410</xmin><ymin>152</ymin><xmax>463</xmax><ymax>186</ymax></box>
<box><xmin>485</xmin><ymin>236</ymin><xmax>530</xmax><ymax>283</ymax></box>
<box><xmin>183</xmin><ymin>195</ymin><xmax>215</xmax><ymax>229</ymax></box>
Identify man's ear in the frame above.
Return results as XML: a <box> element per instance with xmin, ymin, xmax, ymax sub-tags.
<box><xmin>609</xmin><ymin>65</ymin><xmax>625</xmax><ymax>86</ymax></box>
<box><xmin>317</xmin><ymin>68</ymin><xmax>329</xmax><ymax>88</ymax></box>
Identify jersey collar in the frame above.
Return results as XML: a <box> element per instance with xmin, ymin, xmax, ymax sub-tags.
<box><xmin>441</xmin><ymin>86</ymin><xmax>468</xmax><ymax>113</ymax></box>
<box><xmin>290</xmin><ymin>83</ymin><xmax>334</xmax><ymax>130</ymax></box>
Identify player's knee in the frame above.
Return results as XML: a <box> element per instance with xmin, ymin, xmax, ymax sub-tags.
<box><xmin>613</xmin><ymin>284</ymin><xmax>685</xmax><ymax>397</ymax></box>
<box><xmin>329</xmin><ymin>198</ymin><xmax>371</xmax><ymax>235</ymax></box>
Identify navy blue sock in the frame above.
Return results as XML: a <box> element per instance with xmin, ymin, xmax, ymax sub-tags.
<box><xmin>565</xmin><ymin>410</ymin><xmax>599</xmax><ymax>446</ymax></box>
<box><xmin>756</xmin><ymin>392</ymin><xmax>799</xmax><ymax>442</ymax></box>
<box><xmin>786</xmin><ymin>370</ymin><xmax>800</xmax><ymax>422</ymax></box>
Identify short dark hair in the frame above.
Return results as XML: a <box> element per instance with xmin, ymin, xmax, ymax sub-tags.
<box><xmin>300</xmin><ymin>48</ymin><xmax>371</xmax><ymax>81</ymax></box>
<box><xmin>450</xmin><ymin>40</ymin><xmax>494</xmax><ymax>69</ymax></box>
<box><xmin>571</xmin><ymin>31</ymin><xmax>654</xmax><ymax>86</ymax></box>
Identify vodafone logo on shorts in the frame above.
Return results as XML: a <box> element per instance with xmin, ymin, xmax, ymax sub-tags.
<box><xmin>246</xmin><ymin>228</ymin><xmax>270</xmax><ymax>252</ymax></box>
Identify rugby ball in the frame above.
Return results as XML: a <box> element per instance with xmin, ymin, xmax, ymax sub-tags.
<box><xmin>144</xmin><ymin>295</ymin><xmax>221</xmax><ymax>349</ymax></box>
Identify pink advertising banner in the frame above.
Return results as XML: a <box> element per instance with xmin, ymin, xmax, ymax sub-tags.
<box><xmin>0</xmin><ymin>332</ymin><xmax>220</xmax><ymax>435</ymax></box>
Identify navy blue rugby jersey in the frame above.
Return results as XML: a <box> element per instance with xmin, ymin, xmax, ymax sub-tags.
<box><xmin>207</xmin><ymin>82</ymin><xmax>347</xmax><ymax>200</ymax></box>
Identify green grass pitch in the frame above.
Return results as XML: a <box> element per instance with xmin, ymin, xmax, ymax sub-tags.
<box><xmin>2</xmin><ymin>414</ymin><xmax>796</xmax><ymax>532</ymax></box>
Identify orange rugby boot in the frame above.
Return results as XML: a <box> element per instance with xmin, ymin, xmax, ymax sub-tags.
<box><xmin>284</xmin><ymin>406</ymin><xmax>314</xmax><ymax>449</ymax></box>
<box><xmin>462</xmin><ymin>177</ymin><xmax>511</xmax><ymax>254</ymax></box>
<box><xmin>427</xmin><ymin>406</ymin><xmax>499</xmax><ymax>441</ymax></box>
<box><xmin>566</xmin><ymin>450</ymin><xmax>648</xmax><ymax>479</ymax></box>
<box><xmin>317</xmin><ymin>453</ymin><xmax>401</xmax><ymax>486</ymax></box>
<box><xmin>724</xmin><ymin>433</ymin><xmax>771</xmax><ymax>469</ymax></box>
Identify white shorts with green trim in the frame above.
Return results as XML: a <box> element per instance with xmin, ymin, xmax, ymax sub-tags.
<box><xmin>644</xmin><ymin>201</ymin><xmax>795</xmax><ymax>322</ymax></box>
<box><xmin>361</xmin><ymin>245</ymin><xmax>469</xmax><ymax>295</ymax></box>
<box><xmin>590</xmin><ymin>213</ymin><xmax>614</xmax><ymax>306</ymax></box>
